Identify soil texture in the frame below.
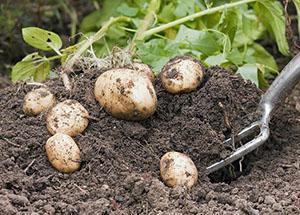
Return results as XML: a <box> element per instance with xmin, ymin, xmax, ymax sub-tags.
<box><xmin>0</xmin><ymin>66</ymin><xmax>299</xmax><ymax>214</ymax></box>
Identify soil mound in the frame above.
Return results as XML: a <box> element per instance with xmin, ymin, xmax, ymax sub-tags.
<box><xmin>0</xmin><ymin>67</ymin><xmax>299</xmax><ymax>214</ymax></box>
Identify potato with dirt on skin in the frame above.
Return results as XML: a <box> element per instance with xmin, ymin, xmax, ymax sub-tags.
<box><xmin>45</xmin><ymin>133</ymin><xmax>80</xmax><ymax>173</ymax></box>
<box><xmin>23</xmin><ymin>88</ymin><xmax>56</xmax><ymax>116</ymax></box>
<box><xmin>131</xmin><ymin>62</ymin><xmax>155</xmax><ymax>83</ymax></box>
<box><xmin>160</xmin><ymin>56</ymin><xmax>204</xmax><ymax>94</ymax></box>
<box><xmin>94</xmin><ymin>68</ymin><xmax>157</xmax><ymax>121</ymax></box>
<box><xmin>160</xmin><ymin>151</ymin><xmax>198</xmax><ymax>188</ymax></box>
<box><xmin>46</xmin><ymin>100</ymin><xmax>89</xmax><ymax>137</ymax></box>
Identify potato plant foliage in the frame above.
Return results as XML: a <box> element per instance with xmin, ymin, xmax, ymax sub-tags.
<box><xmin>10</xmin><ymin>0</ymin><xmax>300</xmax><ymax>88</ymax></box>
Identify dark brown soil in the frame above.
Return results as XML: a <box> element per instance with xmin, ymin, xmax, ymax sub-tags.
<box><xmin>0</xmin><ymin>66</ymin><xmax>299</xmax><ymax>214</ymax></box>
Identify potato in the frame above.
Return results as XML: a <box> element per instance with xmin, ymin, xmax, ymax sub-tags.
<box><xmin>160</xmin><ymin>56</ymin><xmax>204</xmax><ymax>94</ymax></box>
<box><xmin>296</xmin><ymin>101</ymin><xmax>300</xmax><ymax>112</ymax></box>
<box><xmin>132</xmin><ymin>62</ymin><xmax>155</xmax><ymax>83</ymax></box>
<box><xmin>46</xmin><ymin>100</ymin><xmax>89</xmax><ymax>137</ymax></box>
<box><xmin>160</xmin><ymin>151</ymin><xmax>198</xmax><ymax>188</ymax></box>
<box><xmin>45</xmin><ymin>133</ymin><xmax>80</xmax><ymax>173</ymax></box>
<box><xmin>94</xmin><ymin>68</ymin><xmax>157</xmax><ymax>121</ymax></box>
<box><xmin>23</xmin><ymin>88</ymin><xmax>56</xmax><ymax>116</ymax></box>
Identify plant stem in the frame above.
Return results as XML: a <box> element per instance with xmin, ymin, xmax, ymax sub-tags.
<box><xmin>63</xmin><ymin>16</ymin><xmax>130</xmax><ymax>70</ymax></box>
<box><xmin>129</xmin><ymin>0</ymin><xmax>160</xmax><ymax>53</ymax></box>
<box><xmin>142</xmin><ymin>0</ymin><xmax>256</xmax><ymax>38</ymax></box>
<box><xmin>119</xmin><ymin>26</ymin><xmax>167</xmax><ymax>39</ymax></box>
<box><xmin>47</xmin><ymin>55</ymin><xmax>64</xmax><ymax>61</ymax></box>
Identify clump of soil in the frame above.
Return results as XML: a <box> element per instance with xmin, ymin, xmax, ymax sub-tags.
<box><xmin>0</xmin><ymin>66</ymin><xmax>299</xmax><ymax>214</ymax></box>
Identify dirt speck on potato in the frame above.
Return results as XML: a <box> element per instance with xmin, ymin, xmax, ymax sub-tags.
<box><xmin>167</xmin><ymin>69</ymin><xmax>180</xmax><ymax>79</ymax></box>
<box><xmin>23</xmin><ymin>87</ymin><xmax>56</xmax><ymax>116</ymax></box>
<box><xmin>46</xmin><ymin>99</ymin><xmax>89</xmax><ymax>137</ymax></box>
<box><xmin>45</xmin><ymin>133</ymin><xmax>81</xmax><ymax>173</ymax></box>
<box><xmin>160</xmin><ymin>55</ymin><xmax>204</xmax><ymax>94</ymax></box>
<box><xmin>94</xmin><ymin>68</ymin><xmax>157</xmax><ymax>121</ymax></box>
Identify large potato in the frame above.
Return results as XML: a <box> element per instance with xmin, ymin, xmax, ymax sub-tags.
<box><xmin>45</xmin><ymin>133</ymin><xmax>80</xmax><ymax>173</ymax></box>
<box><xmin>131</xmin><ymin>62</ymin><xmax>155</xmax><ymax>83</ymax></box>
<box><xmin>160</xmin><ymin>151</ymin><xmax>198</xmax><ymax>188</ymax></box>
<box><xmin>94</xmin><ymin>68</ymin><xmax>157</xmax><ymax>120</ymax></box>
<box><xmin>46</xmin><ymin>100</ymin><xmax>89</xmax><ymax>137</ymax></box>
<box><xmin>23</xmin><ymin>88</ymin><xmax>56</xmax><ymax>116</ymax></box>
<box><xmin>160</xmin><ymin>56</ymin><xmax>204</xmax><ymax>94</ymax></box>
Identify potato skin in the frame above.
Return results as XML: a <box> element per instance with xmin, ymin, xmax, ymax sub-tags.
<box><xmin>46</xmin><ymin>100</ymin><xmax>89</xmax><ymax>137</ymax></box>
<box><xmin>160</xmin><ymin>151</ymin><xmax>198</xmax><ymax>188</ymax></box>
<box><xmin>131</xmin><ymin>62</ymin><xmax>155</xmax><ymax>83</ymax></box>
<box><xmin>23</xmin><ymin>88</ymin><xmax>56</xmax><ymax>116</ymax></box>
<box><xmin>45</xmin><ymin>133</ymin><xmax>80</xmax><ymax>173</ymax></box>
<box><xmin>94</xmin><ymin>68</ymin><xmax>157</xmax><ymax>121</ymax></box>
<box><xmin>160</xmin><ymin>56</ymin><xmax>204</xmax><ymax>94</ymax></box>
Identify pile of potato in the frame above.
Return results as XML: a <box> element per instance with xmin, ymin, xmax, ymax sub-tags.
<box><xmin>23</xmin><ymin>55</ymin><xmax>203</xmax><ymax>188</ymax></box>
<box><xmin>23</xmin><ymin>87</ymin><xmax>89</xmax><ymax>173</ymax></box>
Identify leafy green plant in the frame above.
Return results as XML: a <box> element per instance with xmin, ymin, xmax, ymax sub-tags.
<box><xmin>11</xmin><ymin>27</ymin><xmax>63</xmax><ymax>83</ymax></box>
<box><xmin>11</xmin><ymin>0</ymin><xmax>291</xmax><ymax>88</ymax></box>
<box><xmin>292</xmin><ymin>0</ymin><xmax>300</xmax><ymax>37</ymax></box>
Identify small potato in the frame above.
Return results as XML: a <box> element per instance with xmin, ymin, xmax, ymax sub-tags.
<box><xmin>45</xmin><ymin>133</ymin><xmax>80</xmax><ymax>173</ymax></box>
<box><xmin>132</xmin><ymin>62</ymin><xmax>155</xmax><ymax>83</ymax></box>
<box><xmin>94</xmin><ymin>68</ymin><xmax>157</xmax><ymax>121</ymax></box>
<box><xmin>23</xmin><ymin>88</ymin><xmax>56</xmax><ymax>116</ymax></box>
<box><xmin>296</xmin><ymin>102</ymin><xmax>300</xmax><ymax>112</ymax></box>
<box><xmin>160</xmin><ymin>56</ymin><xmax>204</xmax><ymax>94</ymax></box>
<box><xmin>160</xmin><ymin>151</ymin><xmax>198</xmax><ymax>188</ymax></box>
<box><xmin>46</xmin><ymin>100</ymin><xmax>89</xmax><ymax>137</ymax></box>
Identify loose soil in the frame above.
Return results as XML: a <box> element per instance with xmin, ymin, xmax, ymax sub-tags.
<box><xmin>0</xmin><ymin>66</ymin><xmax>299</xmax><ymax>215</ymax></box>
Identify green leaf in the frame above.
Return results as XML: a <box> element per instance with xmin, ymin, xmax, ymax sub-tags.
<box><xmin>292</xmin><ymin>0</ymin><xmax>300</xmax><ymax>36</ymax></box>
<box><xmin>175</xmin><ymin>25</ymin><xmax>220</xmax><ymax>56</ymax></box>
<box><xmin>79</xmin><ymin>11</ymin><xmax>103</xmax><ymax>32</ymax></box>
<box><xmin>11</xmin><ymin>60</ymin><xmax>36</xmax><ymax>83</ymax></box>
<box><xmin>96</xmin><ymin>0</ymin><xmax>123</xmax><ymax>27</ymax></box>
<box><xmin>22</xmin><ymin>52</ymin><xmax>42</xmax><ymax>61</ymax></box>
<box><xmin>254</xmin><ymin>0</ymin><xmax>289</xmax><ymax>56</ymax></box>
<box><xmin>226</xmin><ymin>48</ymin><xmax>245</xmax><ymax>66</ymax></box>
<box><xmin>34</xmin><ymin>60</ymin><xmax>50</xmax><ymax>82</ymax></box>
<box><xmin>219</xmin><ymin>32</ymin><xmax>232</xmax><ymax>57</ymax></box>
<box><xmin>106</xmin><ymin>25</ymin><xmax>128</xmax><ymax>40</ymax></box>
<box><xmin>218</xmin><ymin>10</ymin><xmax>238</xmax><ymax>43</ymax></box>
<box><xmin>245</xmin><ymin>43</ymin><xmax>278</xmax><ymax>75</ymax></box>
<box><xmin>11</xmin><ymin>53</ymin><xmax>50</xmax><ymax>83</ymax></box>
<box><xmin>22</xmin><ymin>27</ymin><xmax>62</xmax><ymax>53</ymax></box>
<box><xmin>198</xmin><ymin>12</ymin><xmax>222</xmax><ymax>29</ymax></box>
<box><xmin>238</xmin><ymin>43</ymin><xmax>278</xmax><ymax>87</ymax></box>
<box><xmin>204</xmin><ymin>54</ymin><xmax>228</xmax><ymax>66</ymax></box>
<box><xmin>257</xmin><ymin>69</ymin><xmax>269</xmax><ymax>89</ymax></box>
<box><xmin>80</xmin><ymin>0</ymin><xmax>123</xmax><ymax>32</ymax></box>
<box><xmin>136</xmin><ymin>39</ymin><xmax>184</xmax><ymax>74</ymax></box>
<box><xmin>131</xmin><ymin>0</ymin><xmax>150</xmax><ymax>12</ymax></box>
<box><xmin>237</xmin><ymin>64</ymin><xmax>259</xmax><ymax>86</ymax></box>
<box><xmin>174</xmin><ymin>0</ymin><xmax>196</xmax><ymax>18</ymax></box>
<box><xmin>241</xmin><ymin>9</ymin><xmax>265</xmax><ymax>41</ymax></box>
<box><xmin>159</xmin><ymin>3</ymin><xmax>176</xmax><ymax>22</ymax></box>
<box><xmin>117</xmin><ymin>3</ymin><xmax>139</xmax><ymax>17</ymax></box>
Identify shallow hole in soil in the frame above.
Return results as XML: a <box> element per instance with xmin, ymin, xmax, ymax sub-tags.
<box><xmin>208</xmin><ymin>129</ymin><xmax>260</xmax><ymax>184</ymax></box>
<box><xmin>208</xmin><ymin>156</ymin><xmax>252</xmax><ymax>184</ymax></box>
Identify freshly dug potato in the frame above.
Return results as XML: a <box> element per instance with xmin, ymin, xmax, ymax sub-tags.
<box><xmin>160</xmin><ymin>151</ymin><xmax>198</xmax><ymax>188</ymax></box>
<box><xmin>45</xmin><ymin>133</ymin><xmax>80</xmax><ymax>173</ymax></box>
<box><xmin>296</xmin><ymin>102</ymin><xmax>300</xmax><ymax>112</ymax></box>
<box><xmin>160</xmin><ymin>56</ymin><xmax>204</xmax><ymax>94</ymax></box>
<box><xmin>46</xmin><ymin>100</ymin><xmax>89</xmax><ymax>137</ymax></box>
<box><xmin>23</xmin><ymin>88</ymin><xmax>56</xmax><ymax>116</ymax></box>
<box><xmin>132</xmin><ymin>62</ymin><xmax>155</xmax><ymax>82</ymax></box>
<box><xmin>94</xmin><ymin>68</ymin><xmax>157</xmax><ymax>121</ymax></box>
